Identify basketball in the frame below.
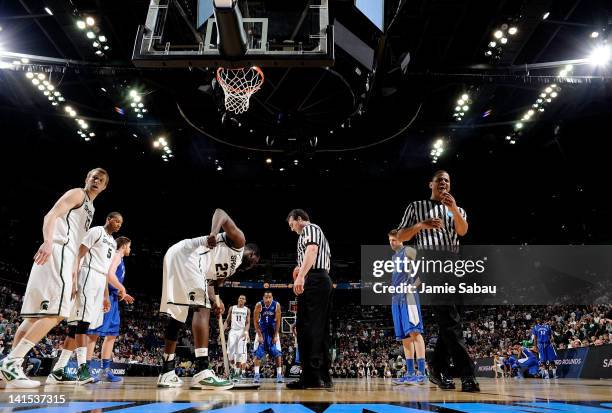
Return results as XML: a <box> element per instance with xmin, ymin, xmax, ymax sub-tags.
<box><xmin>292</xmin><ymin>266</ymin><xmax>300</xmax><ymax>280</ymax></box>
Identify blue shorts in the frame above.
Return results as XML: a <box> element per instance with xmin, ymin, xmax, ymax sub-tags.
<box><xmin>391</xmin><ymin>294</ymin><xmax>423</xmax><ymax>340</ymax></box>
<box><xmin>538</xmin><ymin>343</ymin><xmax>557</xmax><ymax>363</ymax></box>
<box><xmin>518</xmin><ymin>357</ymin><xmax>539</xmax><ymax>375</ymax></box>
<box><xmin>254</xmin><ymin>333</ymin><xmax>282</xmax><ymax>359</ymax></box>
<box><xmin>87</xmin><ymin>294</ymin><xmax>120</xmax><ymax>337</ymax></box>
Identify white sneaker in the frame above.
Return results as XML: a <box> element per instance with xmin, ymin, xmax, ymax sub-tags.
<box><xmin>190</xmin><ymin>369</ymin><xmax>234</xmax><ymax>390</ymax></box>
<box><xmin>157</xmin><ymin>370</ymin><xmax>183</xmax><ymax>388</ymax></box>
<box><xmin>0</xmin><ymin>357</ymin><xmax>41</xmax><ymax>389</ymax></box>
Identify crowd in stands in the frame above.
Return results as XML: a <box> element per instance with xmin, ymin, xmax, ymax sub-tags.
<box><xmin>1</xmin><ymin>282</ymin><xmax>610</xmax><ymax>378</ymax></box>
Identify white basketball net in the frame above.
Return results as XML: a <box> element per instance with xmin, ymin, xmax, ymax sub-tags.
<box><xmin>216</xmin><ymin>66</ymin><xmax>265</xmax><ymax>114</ymax></box>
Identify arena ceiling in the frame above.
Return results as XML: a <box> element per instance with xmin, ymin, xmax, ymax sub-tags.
<box><xmin>0</xmin><ymin>0</ymin><xmax>610</xmax><ymax>266</ymax></box>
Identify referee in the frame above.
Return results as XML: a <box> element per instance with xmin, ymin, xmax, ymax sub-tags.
<box><xmin>286</xmin><ymin>209</ymin><xmax>333</xmax><ymax>389</ymax></box>
<box><xmin>397</xmin><ymin>170</ymin><xmax>479</xmax><ymax>392</ymax></box>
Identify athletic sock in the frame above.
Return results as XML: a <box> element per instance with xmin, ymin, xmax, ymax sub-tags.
<box><xmin>162</xmin><ymin>353</ymin><xmax>176</xmax><ymax>373</ymax></box>
<box><xmin>195</xmin><ymin>348</ymin><xmax>209</xmax><ymax>371</ymax></box>
<box><xmin>417</xmin><ymin>358</ymin><xmax>425</xmax><ymax>375</ymax></box>
<box><xmin>8</xmin><ymin>338</ymin><xmax>35</xmax><ymax>360</ymax></box>
<box><xmin>76</xmin><ymin>347</ymin><xmax>87</xmax><ymax>366</ymax></box>
<box><xmin>102</xmin><ymin>359</ymin><xmax>111</xmax><ymax>369</ymax></box>
<box><xmin>276</xmin><ymin>366</ymin><xmax>282</xmax><ymax>376</ymax></box>
<box><xmin>552</xmin><ymin>368</ymin><xmax>557</xmax><ymax>377</ymax></box>
<box><xmin>406</xmin><ymin>358</ymin><xmax>415</xmax><ymax>375</ymax></box>
<box><xmin>254</xmin><ymin>366</ymin><xmax>260</xmax><ymax>375</ymax></box>
<box><xmin>55</xmin><ymin>349</ymin><xmax>74</xmax><ymax>369</ymax></box>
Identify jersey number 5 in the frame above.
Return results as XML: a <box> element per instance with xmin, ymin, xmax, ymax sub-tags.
<box><xmin>216</xmin><ymin>263</ymin><xmax>229</xmax><ymax>278</ymax></box>
<box><xmin>107</xmin><ymin>248</ymin><xmax>113</xmax><ymax>259</ymax></box>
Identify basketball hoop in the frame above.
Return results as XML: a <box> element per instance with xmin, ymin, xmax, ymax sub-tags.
<box><xmin>216</xmin><ymin>66</ymin><xmax>264</xmax><ymax>114</ymax></box>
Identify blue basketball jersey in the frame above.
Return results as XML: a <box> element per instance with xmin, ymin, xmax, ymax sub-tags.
<box><xmin>109</xmin><ymin>258</ymin><xmax>125</xmax><ymax>296</ymax></box>
<box><xmin>258</xmin><ymin>300</ymin><xmax>277</xmax><ymax>334</ymax></box>
<box><xmin>521</xmin><ymin>347</ymin><xmax>536</xmax><ymax>360</ymax></box>
<box><xmin>391</xmin><ymin>247</ymin><xmax>416</xmax><ymax>303</ymax></box>
<box><xmin>532</xmin><ymin>323</ymin><xmax>552</xmax><ymax>345</ymax></box>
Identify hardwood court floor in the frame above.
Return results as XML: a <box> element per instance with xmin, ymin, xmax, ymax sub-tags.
<box><xmin>1</xmin><ymin>377</ymin><xmax>611</xmax><ymax>412</ymax></box>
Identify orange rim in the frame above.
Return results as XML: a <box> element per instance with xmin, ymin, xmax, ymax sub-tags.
<box><xmin>216</xmin><ymin>66</ymin><xmax>265</xmax><ymax>95</ymax></box>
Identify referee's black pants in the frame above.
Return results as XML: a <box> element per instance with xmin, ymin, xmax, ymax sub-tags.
<box><xmin>296</xmin><ymin>269</ymin><xmax>333</xmax><ymax>384</ymax></box>
<box><xmin>430</xmin><ymin>305</ymin><xmax>475</xmax><ymax>378</ymax></box>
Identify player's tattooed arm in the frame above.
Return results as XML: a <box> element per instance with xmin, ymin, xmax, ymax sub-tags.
<box><xmin>254</xmin><ymin>302</ymin><xmax>263</xmax><ymax>342</ymax></box>
<box><xmin>207</xmin><ymin>208</ymin><xmax>246</xmax><ymax>249</ymax></box>
<box><xmin>208</xmin><ymin>282</ymin><xmax>225</xmax><ymax>315</ymax></box>
<box><xmin>34</xmin><ymin>188</ymin><xmax>86</xmax><ymax>265</ymax></box>
<box><xmin>274</xmin><ymin>303</ymin><xmax>281</xmax><ymax>342</ymax></box>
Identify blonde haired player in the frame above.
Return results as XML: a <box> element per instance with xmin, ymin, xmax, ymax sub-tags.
<box><xmin>224</xmin><ymin>295</ymin><xmax>251</xmax><ymax>381</ymax></box>
<box><xmin>0</xmin><ymin>168</ymin><xmax>108</xmax><ymax>389</ymax></box>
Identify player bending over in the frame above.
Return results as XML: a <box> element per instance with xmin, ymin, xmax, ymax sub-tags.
<box><xmin>388</xmin><ymin>230</ymin><xmax>426</xmax><ymax>385</ymax></box>
<box><xmin>532</xmin><ymin>319</ymin><xmax>557</xmax><ymax>379</ymax></box>
<box><xmin>224</xmin><ymin>295</ymin><xmax>250</xmax><ymax>381</ymax></box>
<box><xmin>0</xmin><ymin>168</ymin><xmax>108</xmax><ymax>389</ymax></box>
<box><xmin>512</xmin><ymin>343</ymin><xmax>540</xmax><ymax>378</ymax></box>
<box><xmin>157</xmin><ymin>209</ymin><xmax>259</xmax><ymax>389</ymax></box>
<box><xmin>253</xmin><ymin>291</ymin><xmax>284</xmax><ymax>384</ymax></box>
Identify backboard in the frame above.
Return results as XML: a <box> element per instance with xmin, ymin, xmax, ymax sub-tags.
<box><xmin>132</xmin><ymin>0</ymin><xmax>334</xmax><ymax>68</ymax></box>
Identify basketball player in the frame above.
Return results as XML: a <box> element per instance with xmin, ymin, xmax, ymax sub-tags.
<box><xmin>86</xmin><ymin>236</ymin><xmax>134</xmax><ymax>383</ymax></box>
<box><xmin>223</xmin><ymin>295</ymin><xmax>250</xmax><ymax>381</ymax></box>
<box><xmin>532</xmin><ymin>319</ymin><xmax>557</xmax><ymax>379</ymax></box>
<box><xmin>157</xmin><ymin>208</ymin><xmax>259</xmax><ymax>389</ymax></box>
<box><xmin>252</xmin><ymin>291</ymin><xmax>283</xmax><ymax>384</ymax></box>
<box><xmin>513</xmin><ymin>343</ymin><xmax>539</xmax><ymax>378</ymax></box>
<box><xmin>46</xmin><ymin>212</ymin><xmax>127</xmax><ymax>385</ymax></box>
<box><xmin>0</xmin><ymin>168</ymin><xmax>108</xmax><ymax>389</ymax></box>
<box><xmin>388</xmin><ymin>230</ymin><xmax>426</xmax><ymax>385</ymax></box>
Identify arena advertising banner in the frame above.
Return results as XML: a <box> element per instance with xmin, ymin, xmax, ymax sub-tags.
<box><xmin>360</xmin><ymin>245</ymin><xmax>612</xmax><ymax>305</ymax></box>
<box><xmin>580</xmin><ymin>344</ymin><xmax>612</xmax><ymax>379</ymax></box>
<box><xmin>475</xmin><ymin>345</ymin><xmax>610</xmax><ymax>379</ymax></box>
<box><xmin>65</xmin><ymin>360</ymin><xmax>128</xmax><ymax>376</ymax></box>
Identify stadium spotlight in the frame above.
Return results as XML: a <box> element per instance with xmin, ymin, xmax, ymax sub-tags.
<box><xmin>508</xmin><ymin>27</ymin><xmax>518</xmax><ymax>35</ymax></box>
<box><xmin>44</xmin><ymin>7</ymin><xmax>53</xmax><ymax>15</ymax></box>
<box><xmin>86</xmin><ymin>31</ymin><xmax>95</xmax><ymax>39</ymax></box>
<box><xmin>266</xmin><ymin>158</ymin><xmax>272</xmax><ymax>164</ymax></box>
<box><xmin>76</xmin><ymin>20</ymin><xmax>86</xmax><ymax>29</ymax></box>
<box><xmin>542</xmin><ymin>12</ymin><xmax>550</xmax><ymax>20</ymax></box>
<box><xmin>588</xmin><ymin>45</ymin><xmax>611</xmax><ymax>66</ymax></box>
<box><xmin>86</xmin><ymin>17</ymin><xmax>95</xmax><ymax>26</ymax></box>
<box><xmin>590</xmin><ymin>32</ymin><xmax>599</xmax><ymax>38</ymax></box>
<box><xmin>494</xmin><ymin>30</ymin><xmax>503</xmax><ymax>39</ymax></box>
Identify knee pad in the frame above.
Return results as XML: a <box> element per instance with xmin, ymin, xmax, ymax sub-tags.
<box><xmin>165</xmin><ymin>318</ymin><xmax>183</xmax><ymax>342</ymax></box>
<box><xmin>67</xmin><ymin>324</ymin><xmax>77</xmax><ymax>339</ymax></box>
<box><xmin>76</xmin><ymin>321</ymin><xmax>90</xmax><ymax>335</ymax></box>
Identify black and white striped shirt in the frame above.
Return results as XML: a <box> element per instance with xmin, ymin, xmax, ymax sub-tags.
<box><xmin>297</xmin><ymin>223</ymin><xmax>331</xmax><ymax>272</ymax></box>
<box><xmin>398</xmin><ymin>199</ymin><xmax>467</xmax><ymax>250</ymax></box>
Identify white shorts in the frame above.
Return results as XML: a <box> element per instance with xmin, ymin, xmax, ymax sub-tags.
<box><xmin>68</xmin><ymin>267</ymin><xmax>106</xmax><ymax>329</ymax></box>
<box><xmin>21</xmin><ymin>243</ymin><xmax>76</xmax><ymax>318</ymax></box>
<box><xmin>228</xmin><ymin>330</ymin><xmax>248</xmax><ymax>363</ymax></box>
<box><xmin>159</xmin><ymin>247</ymin><xmax>211</xmax><ymax>323</ymax></box>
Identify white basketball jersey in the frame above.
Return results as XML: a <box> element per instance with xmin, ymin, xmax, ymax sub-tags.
<box><xmin>81</xmin><ymin>226</ymin><xmax>117</xmax><ymax>275</ymax></box>
<box><xmin>197</xmin><ymin>233</ymin><xmax>244</xmax><ymax>280</ymax></box>
<box><xmin>231</xmin><ymin>305</ymin><xmax>248</xmax><ymax>331</ymax></box>
<box><xmin>54</xmin><ymin>190</ymin><xmax>95</xmax><ymax>253</ymax></box>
